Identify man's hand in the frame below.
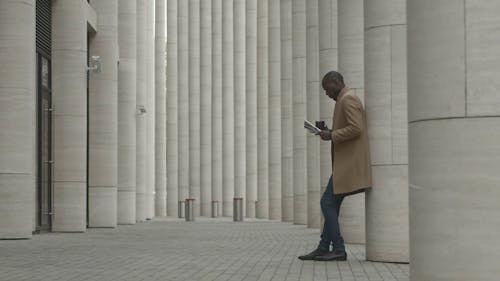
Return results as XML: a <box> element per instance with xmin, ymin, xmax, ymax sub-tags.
<box><xmin>317</xmin><ymin>130</ymin><xmax>332</xmax><ymax>141</ymax></box>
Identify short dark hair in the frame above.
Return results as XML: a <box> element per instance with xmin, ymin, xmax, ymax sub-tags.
<box><xmin>322</xmin><ymin>71</ymin><xmax>344</xmax><ymax>85</ymax></box>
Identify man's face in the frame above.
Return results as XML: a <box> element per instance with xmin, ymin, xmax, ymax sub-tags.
<box><xmin>322</xmin><ymin>79</ymin><xmax>342</xmax><ymax>100</ymax></box>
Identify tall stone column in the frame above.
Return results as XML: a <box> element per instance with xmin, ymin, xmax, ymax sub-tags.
<box><xmin>268</xmin><ymin>0</ymin><xmax>281</xmax><ymax>220</ymax></box>
<box><xmin>51</xmin><ymin>0</ymin><xmax>87</xmax><ymax>231</ymax></box>
<box><xmin>118</xmin><ymin>0</ymin><xmax>137</xmax><ymax>225</ymax></box>
<box><xmin>318</xmin><ymin>0</ymin><xmax>337</xmax><ymax>203</ymax></box>
<box><xmin>166</xmin><ymin>0</ymin><xmax>179</xmax><ymax>216</ymax></box>
<box><xmin>280</xmin><ymin>0</ymin><xmax>293</xmax><ymax>222</ymax></box>
<box><xmin>222</xmin><ymin>0</ymin><xmax>234</xmax><ymax>217</ymax></box>
<box><xmin>88</xmin><ymin>0</ymin><xmax>118</xmax><ymax>228</ymax></box>
<box><xmin>211</xmin><ymin>0</ymin><xmax>223</xmax><ymax>216</ymax></box>
<box><xmin>408</xmin><ymin>2</ymin><xmax>500</xmax><ymax>280</ymax></box>
<box><xmin>337</xmin><ymin>0</ymin><xmax>365</xmax><ymax>243</ymax></box>
<box><xmin>292</xmin><ymin>0</ymin><xmax>307</xmax><ymax>225</ymax></box>
<box><xmin>234</xmin><ymin>0</ymin><xmax>246</xmax><ymax>216</ymax></box>
<box><xmin>189</xmin><ymin>0</ymin><xmax>201</xmax><ymax>216</ymax></box>
<box><xmin>0</xmin><ymin>0</ymin><xmax>36</xmax><ymax>238</ymax></box>
<box><xmin>155</xmin><ymin>0</ymin><xmax>167</xmax><ymax>217</ymax></box>
<box><xmin>364</xmin><ymin>0</ymin><xmax>408</xmax><ymax>262</ymax></box>
<box><xmin>178</xmin><ymin>0</ymin><xmax>190</xmax><ymax>206</ymax></box>
<box><xmin>200</xmin><ymin>0</ymin><xmax>213</xmax><ymax>217</ymax></box>
<box><xmin>146</xmin><ymin>0</ymin><xmax>155</xmax><ymax>220</ymax></box>
<box><xmin>306</xmin><ymin>0</ymin><xmax>321</xmax><ymax>229</ymax></box>
<box><xmin>245</xmin><ymin>0</ymin><xmax>258</xmax><ymax>219</ymax></box>
<box><xmin>136</xmin><ymin>0</ymin><xmax>147</xmax><ymax>222</ymax></box>
<box><xmin>318</xmin><ymin>0</ymin><xmax>337</xmax><ymax>232</ymax></box>
<box><xmin>256</xmin><ymin>0</ymin><xmax>269</xmax><ymax>219</ymax></box>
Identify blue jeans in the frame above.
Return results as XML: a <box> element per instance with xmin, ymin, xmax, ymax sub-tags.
<box><xmin>318</xmin><ymin>176</ymin><xmax>346</xmax><ymax>252</ymax></box>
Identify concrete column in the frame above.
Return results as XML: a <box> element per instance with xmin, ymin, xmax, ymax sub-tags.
<box><xmin>88</xmin><ymin>0</ymin><xmax>118</xmax><ymax>228</ymax></box>
<box><xmin>306</xmin><ymin>0</ymin><xmax>321</xmax><ymax>229</ymax></box>
<box><xmin>51</xmin><ymin>0</ymin><xmax>87</xmax><ymax>232</ymax></box>
<box><xmin>146</xmin><ymin>0</ymin><xmax>155</xmax><ymax>220</ymax></box>
<box><xmin>318</xmin><ymin>0</ymin><xmax>337</xmax><ymax>232</ymax></box>
<box><xmin>364</xmin><ymin>0</ymin><xmax>408</xmax><ymax>262</ymax></box>
<box><xmin>256</xmin><ymin>0</ymin><xmax>269</xmax><ymax>219</ymax></box>
<box><xmin>0</xmin><ymin>0</ymin><xmax>36</xmax><ymax>238</ymax></box>
<box><xmin>189</xmin><ymin>0</ymin><xmax>201</xmax><ymax>216</ymax></box>
<box><xmin>245</xmin><ymin>0</ymin><xmax>258</xmax><ymax>219</ymax></box>
<box><xmin>200</xmin><ymin>0</ymin><xmax>212</xmax><ymax>216</ymax></box>
<box><xmin>234</xmin><ymin>0</ymin><xmax>246</xmax><ymax>216</ymax></box>
<box><xmin>292</xmin><ymin>0</ymin><xmax>307</xmax><ymax>225</ymax></box>
<box><xmin>268</xmin><ymin>0</ymin><xmax>281</xmax><ymax>220</ymax></box>
<box><xmin>166</xmin><ymin>0</ymin><xmax>178</xmax><ymax>216</ymax></box>
<box><xmin>178</xmin><ymin>0</ymin><xmax>189</xmax><ymax>205</ymax></box>
<box><xmin>408</xmin><ymin>2</ymin><xmax>500</xmax><ymax>279</ymax></box>
<box><xmin>155</xmin><ymin>0</ymin><xmax>167</xmax><ymax>217</ymax></box>
<box><xmin>222</xmin><ymin>0</ymin><xmax>234</xmax><ymax>217</ymax></box>
<box><xmin>117</xmin><ymin>0</ymin><xmax>137</xmax><ymax>225</ymax></box>
<box><xmin>211</xmin><ymin>0</ymin><xmax>223</xmax><ymax>216</ymax></box>
<box><xmin>136</xmin><ymin>0</ymin><xmax>147</xmax><ymax>222</ymax></box>
<box><xmin>280</xmin><ymin>0</ymin><xmax>293</xmax><ymax>222</ymax></box>
<box><xmin>337</xmin><ymin>0</ymin><xmax>365</xmax><ymax>243</ymax></box>
<box><xmin>318</xmin><ymin>0</ymin><xmax>337</xmax><ymax>200</ymax></box>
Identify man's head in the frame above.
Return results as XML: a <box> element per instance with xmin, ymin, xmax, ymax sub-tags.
<box><xmin>321</xmin><ymin>71</ymin><xmax>345</xmax><ymax>100</ymax></box>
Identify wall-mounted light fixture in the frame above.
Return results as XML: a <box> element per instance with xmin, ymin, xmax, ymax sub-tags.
<box><xmin>88</xmin><ymin>56</ymin><xmax>102</xmax><ymax>73</ymax></box>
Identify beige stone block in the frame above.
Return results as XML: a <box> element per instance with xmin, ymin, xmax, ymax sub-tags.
<box><xmin>52</xmin><ymin>181</ymin><xmax>86</xmax><ymax>232</ymax></box>
<box><xmin>366</xmin><ymin>164</ymin><xmax>409</xmax><ymax>262</ymax></box>
<box><xmin>410</xmin><ymin>117</ymin><xmax>500</xmax><ymax>280</ymax></box>
<box><xmin>407</xmin><ymin>0</ymin><xmax>465</xmax><ymax>121</ymax></box>
<box><xmin>52</xmin><ymin>115</ymin><xmax>87</xmax><ymax>182</ymax></box>
<box><xmin>118</xmin><ymin>191</ymin><xmax>136</xmax><ymax>225</ymax></box>
<box><xmin>365</xmin><ymin>27</ymin><xmax>392</xmax><ymax>165</ymax></box>
<box><xmin>339</xmin><ymin>193</ymin><xmax>365</xmax><ymax>244</ymax></box>
<box><xmin>0</xmin><ymin>174</ymin><xmax>33</xmax><ymax>239</ymax></box>
<box><xmin>364</xmin><ymin>0</ymin><xmax>405</xmax><ymax>28</ymax></box>
<box><xmin>465</xmin><ymin>1</ymin><xmax>500</xmax><ymax>117</ymax></box>
<box><xmin>88</xmin><ymin>187</ymin><xmax>117</xmax><ymax>227</ymax></box>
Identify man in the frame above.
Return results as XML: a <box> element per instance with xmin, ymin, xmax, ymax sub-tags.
<box><xmin>298</xmin><ymin>71</ymin><xmax>372</xmax><ymax>261</ymax></box>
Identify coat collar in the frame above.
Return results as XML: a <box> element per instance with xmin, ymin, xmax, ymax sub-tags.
<box><xmin>335</xmin><ymin>87</ymin><xmax>350</xmax><ymax>102</ymax></box>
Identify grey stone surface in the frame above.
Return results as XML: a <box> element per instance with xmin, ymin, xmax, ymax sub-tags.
<box><xmin>200</xmin><ymin>0</ymin><xmax>213</xmax><ymax>217</ymax></box>
<box><xmin>306</xmin><ymin>0</ymin><xmax>321</xmax><ymax>229</ymax></box>
<box><xmin>256</xmin><ymin>0</ymin><xmax>269</xmax><ymax>219</ymax></box>
<box><xmin>189</xmin><ymin>0</ymin><xmax>202</xmax><ymax>217</ymax></box>
<box><xmin>211</xmin><ymin>0</ymin><xmax>223</xmax><ymax>217</ymax></box>
<box><xmin>292</xmin><ymin>0</ymin><xmax>307</xmax><ymax>226</ymax></box>
<box><xmin>280</xmin><ymin>0</ymin><xmax>294</xmax><ymax>223</ymax></box>
<box><xmin>268</xmin><ymin>0</ymin><xmax>282</xmax><ymax>221</ymax></box>
<box><xmin>88</xmin><ymin>0</ymin><xmax>119</xmax><ymax>228</ymax></box>
<box><xmin>117</xmin><ymin>0</ymin><xmax>137</xmax><ymax>224</ymax></box>
<box><xmin>0</xmin><ymin>218</ymin><xmax>409</xmax><ymax>281</ymax></box>
<box><xmin>245</xmin><ymin>0</ymin><xmax>258</xmax><ymax>219</ymax></box>
<box><xmin>166</xmin><ymin>0</ymin><xmax>179</xmax><ymax>217</ymax></box>
<box><xmin>51</xmin><ymin>0</ymin><xmax>88</xmax><ymax>232</ymax></box>
<box><xmin>222</xmin><ymin>0</ymin><xmax>235</xmax><ymax>217</ymax></box>
<box><xmin>0</xmin><ymin>0</ymin><xmax>36</xmax><ymax>239</ymax></box>
<box><xmin>135</xmin><ymin>0</ymin><xmax>147</xmax><ymax>222</ymax></box>
<box><xmin>234</xmin><ymin>0</ymin><xmax>247</xmax><ymax>215</ymax></box>
<box><xmin>155</xmin><ymin>0</ymin><xmax>167</xmax><ymax>217</ymax></box>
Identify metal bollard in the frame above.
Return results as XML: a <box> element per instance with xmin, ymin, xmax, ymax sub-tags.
<box><xmin>178</xmin><ymin>201</ymin><xmax>185</xmax><ymax>218</ymax></box>
<box><xmin>211</xmin><ymin>200</ymin><xmax>219</xmax><ymax>218</ymax></box>
<box><xmin>233</xmin><ymin>198</ymin><xmax>243</xmax><ymax>222</ymax></box>
<box><xmin>185</xmin><ymin>198</ymin><xmax>195</xmax><ymax>221</ymax></box>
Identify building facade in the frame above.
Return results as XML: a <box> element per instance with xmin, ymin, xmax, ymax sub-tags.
<box><xmin>1</xmin><ymin>1</ymin><xmax>499</xmax><ymax>280</ymax></box>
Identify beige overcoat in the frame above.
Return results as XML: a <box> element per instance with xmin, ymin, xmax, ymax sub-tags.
<box><xmin>330</xmin><ymin>87</ymin><xmax>372</xmax><ymax>195</ymax></box>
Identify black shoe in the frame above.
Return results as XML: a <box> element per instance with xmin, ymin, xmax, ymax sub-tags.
<box><xmin>298</xmin><ymin>248</ymin><xmax>329</xmax><ymax>260</ymax></box>
<box><xmin>313</xmin><ymin>250</ymin><xmax>347</xmax><ymax>261</ymax></box>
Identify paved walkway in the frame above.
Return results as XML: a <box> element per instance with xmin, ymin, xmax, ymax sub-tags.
<box><xmin>0</xmin><ymin>217</ymin><xmax>409</xmax><ymax>281</ymax></box>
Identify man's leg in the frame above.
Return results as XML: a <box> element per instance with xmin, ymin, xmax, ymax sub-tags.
<box><xmin>318</xmin><ymin>176</ymin><xmax>334</xmax><ymax>251</ymax></box>
<box><xmin>331</xmin><ymin>192</ymin><xmax>345</xmax><ymax>252</ymax></box>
